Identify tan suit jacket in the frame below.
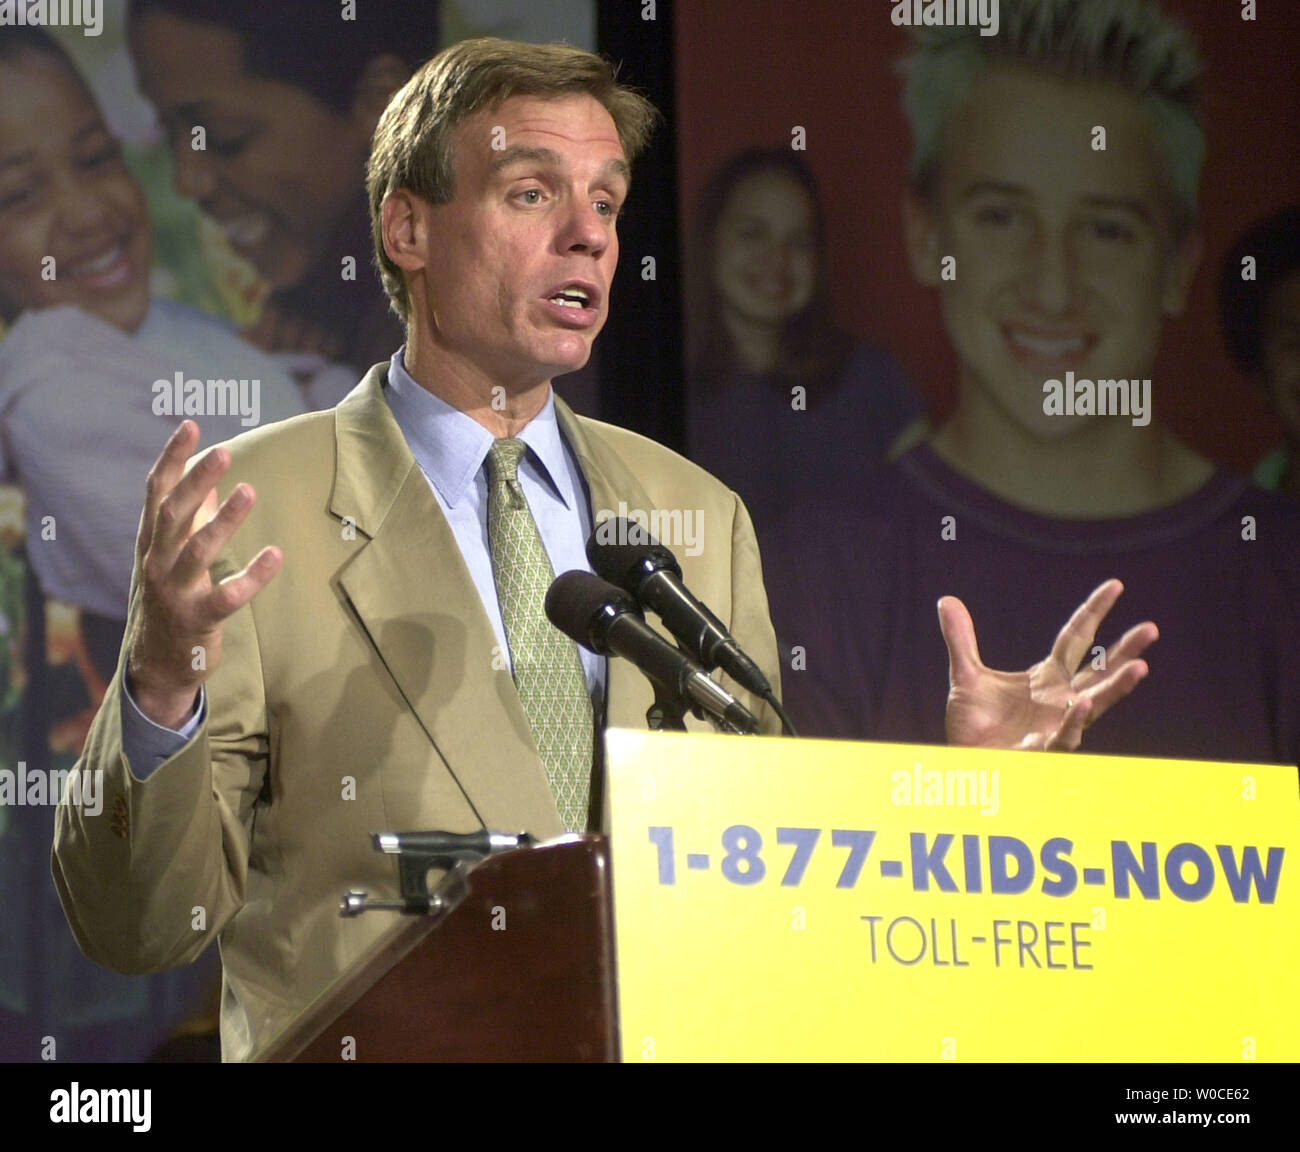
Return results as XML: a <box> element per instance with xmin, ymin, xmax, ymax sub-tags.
<box><xmin>52</xmin><ymin>365</ymin><xmax>781</xmax><ymax>1061</ymax></box>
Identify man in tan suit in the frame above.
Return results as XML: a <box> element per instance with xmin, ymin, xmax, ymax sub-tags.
<box><xmin>52</xmin><ymin>38</ymin><xmax>1155</xmax><ymax>1062</ymax></box>
<box><xmin>51</xmin><ymin>38</ymin><xmax>786</xmax><ymax>1063</ymax></box>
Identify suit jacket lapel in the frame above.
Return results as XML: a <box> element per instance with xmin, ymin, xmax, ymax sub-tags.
<box><xmin>555</xmin><ymin>399</ymin><xmax>659</xmax><ymax>735</ymax></box>
<box><xmin>331</xmin><ymin>367</ymin><xmax>564</xmax><ymax>837</ymax></box>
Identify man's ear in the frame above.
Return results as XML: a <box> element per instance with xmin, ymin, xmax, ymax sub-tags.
<box><xmin>350</xmin><ymin>54</ymin><xmax>412</xmax><ymax>130</ymax></box>
<box><xmin>381</xmin><ymin>190</ymin><xmax>427</xmax><ymax>275</ymax></box>
<box><xmin>1162</xmin><ymin>227</ymin><xmax>1203</xmax><ymax>317</ymax></box>
<box><xmin>904</xmin><ymin>191</ymin><xmax>943</xmax><ymax>287</ymax></box>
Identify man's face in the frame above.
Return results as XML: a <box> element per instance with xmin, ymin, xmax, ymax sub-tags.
<box><xmin>713</xmin><ymin>170</ymin><xmax>817</xmax><ymax>328</ymax></box>
<box><xmin>130</xmin><ymin>11</ymin><xmax>380</xmax><ymax>289</ymax></box>
<box><xmin>406</xmin><ymin>93</ymin><xmax>628</xmax><ymax>388</ymax></box>
<box><xmin>0</xmin><ymin>51</ymin><xmax>151</xmax><ymax>331</ymax></box>
<box><xmin>907</xmin><ymin>64</ymin><xmax>1200</xmax><ymax>437</ymax></box>
<box><xmin>1261</xmin><ymin>269</ymin><xmax>1300</xmax><ymax>445</ymax></box>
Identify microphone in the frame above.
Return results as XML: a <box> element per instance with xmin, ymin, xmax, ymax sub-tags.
<box><xmin>545</xmin><ymin>570</ymin><xmax>759</xmax><ymax>735</ymax></box>
<box><xmin>371</xmin><ymin>830</ymin><xmax>533</xmax><ymax>860</ymax></box>
<box><xmin>586</xmin><ymin>519</ymin><xmax>774</xmax><ymax>699</ymax></box>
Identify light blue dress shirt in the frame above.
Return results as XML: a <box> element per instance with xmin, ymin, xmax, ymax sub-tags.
<box><xmin>122</xmin><ymin>348</ymin><xmax>605</xmax><ymax>775</ymax></box>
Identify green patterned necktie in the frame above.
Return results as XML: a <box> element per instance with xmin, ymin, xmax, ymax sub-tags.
<box><xmin>485</xmin><ymin>437</ymin><xmax>594</xmax><ymax>830</ymax></box>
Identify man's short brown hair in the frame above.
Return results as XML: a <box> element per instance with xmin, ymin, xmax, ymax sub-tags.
<box><xmin>367</xmin><ymin>36</ymin><xmax>658</xmax><ymax>326</ymax></box>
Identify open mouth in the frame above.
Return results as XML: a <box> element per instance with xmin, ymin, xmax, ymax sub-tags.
<box><xmin>65</xmin><ymin>240</ymin><xmax>133</xmax><ymax>290</ymax></box>
<box><xmin>549</xmin><ymin>286</ymin><xmax>592</xmax><ymax>309</ymax></box>
<box><xmin>217</xmin><ymin>212</ymin><xmax>271</xmax><ymax>249</ymax></box>
<box><xmin>541</xmin><ymin>281</ymin><xmax>602</xmax><ymax>328</ymax></box>
<box><xmin>1002</xmin><ymin>324</ymin><xmax>1095</xmax><ymax>369</ymax></box>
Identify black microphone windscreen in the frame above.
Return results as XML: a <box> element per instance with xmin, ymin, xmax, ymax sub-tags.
<box><xmin>586</xmin><ymin>519</ymin><xmax>681</xmax><ymax>589</ymax></box>
<box><xmin>544</xmin><ymin>570</ymin><xmax>635</xmax><ymax>650</ymax></box>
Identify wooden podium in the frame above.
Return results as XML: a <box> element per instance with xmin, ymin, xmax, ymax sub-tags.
<box><xmin>256</xmin><ymin>836</ymin><xmax>618</xmax><ymax>1062</ymax></box>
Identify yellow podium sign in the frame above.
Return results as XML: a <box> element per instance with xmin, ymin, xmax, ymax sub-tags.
<box><xmin>605</xmin><ymin>729</ymin><xmax>1299</xmax><ymax>1062</ymax></box>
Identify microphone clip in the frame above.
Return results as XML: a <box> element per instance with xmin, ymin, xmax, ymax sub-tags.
<box><xmin>340</xmin><ymin>830</ymin><xmax>534</xmax><ymax>917</ymax></box>
<box><xmin>646</xmin><ymin>679</ymin><xmax>689</xmax><ymax>732</ymax></box>
<box><xmin>645</xmin><ymin>668</ymin><xmax>760</xmax><ymax>735</ymax></box>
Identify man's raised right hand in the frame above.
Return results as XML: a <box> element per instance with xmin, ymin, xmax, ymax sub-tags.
<box><xmin>126</xmin><ymin>420</ymin><xmax>282</xmax><ymax>729</ymax></box>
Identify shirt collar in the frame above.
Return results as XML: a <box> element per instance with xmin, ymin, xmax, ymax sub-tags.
<box><xmin>386</xmin><ymin>348</ymin><xmax>578</xmax><ymax>510</ymax></box>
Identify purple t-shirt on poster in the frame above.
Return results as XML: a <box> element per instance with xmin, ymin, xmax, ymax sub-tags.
<box><xmin>766</xmin><ymin>444</ymin><xmax>1300</xmax><ymax>766</ymax></box>
<box><xmin>688</xmin><ymin>340</ymin><xmax>923</xmax><ymax>545</ymax></box>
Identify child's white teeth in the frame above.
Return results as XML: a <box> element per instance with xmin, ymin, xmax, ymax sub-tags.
<box><xmin>1009</xmin><ymin>329</ymin><xmax>1086</xmax><ymax>356</ymax></box>
<box><xmin>70</xmin><ymin>245</ymin><xmax>124</xmax><ymax>276</ymax></box>
<box><xmin>222</xmin><ymin>215</ymin><xmax>270</xmax><ymax>245</ymax></box>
